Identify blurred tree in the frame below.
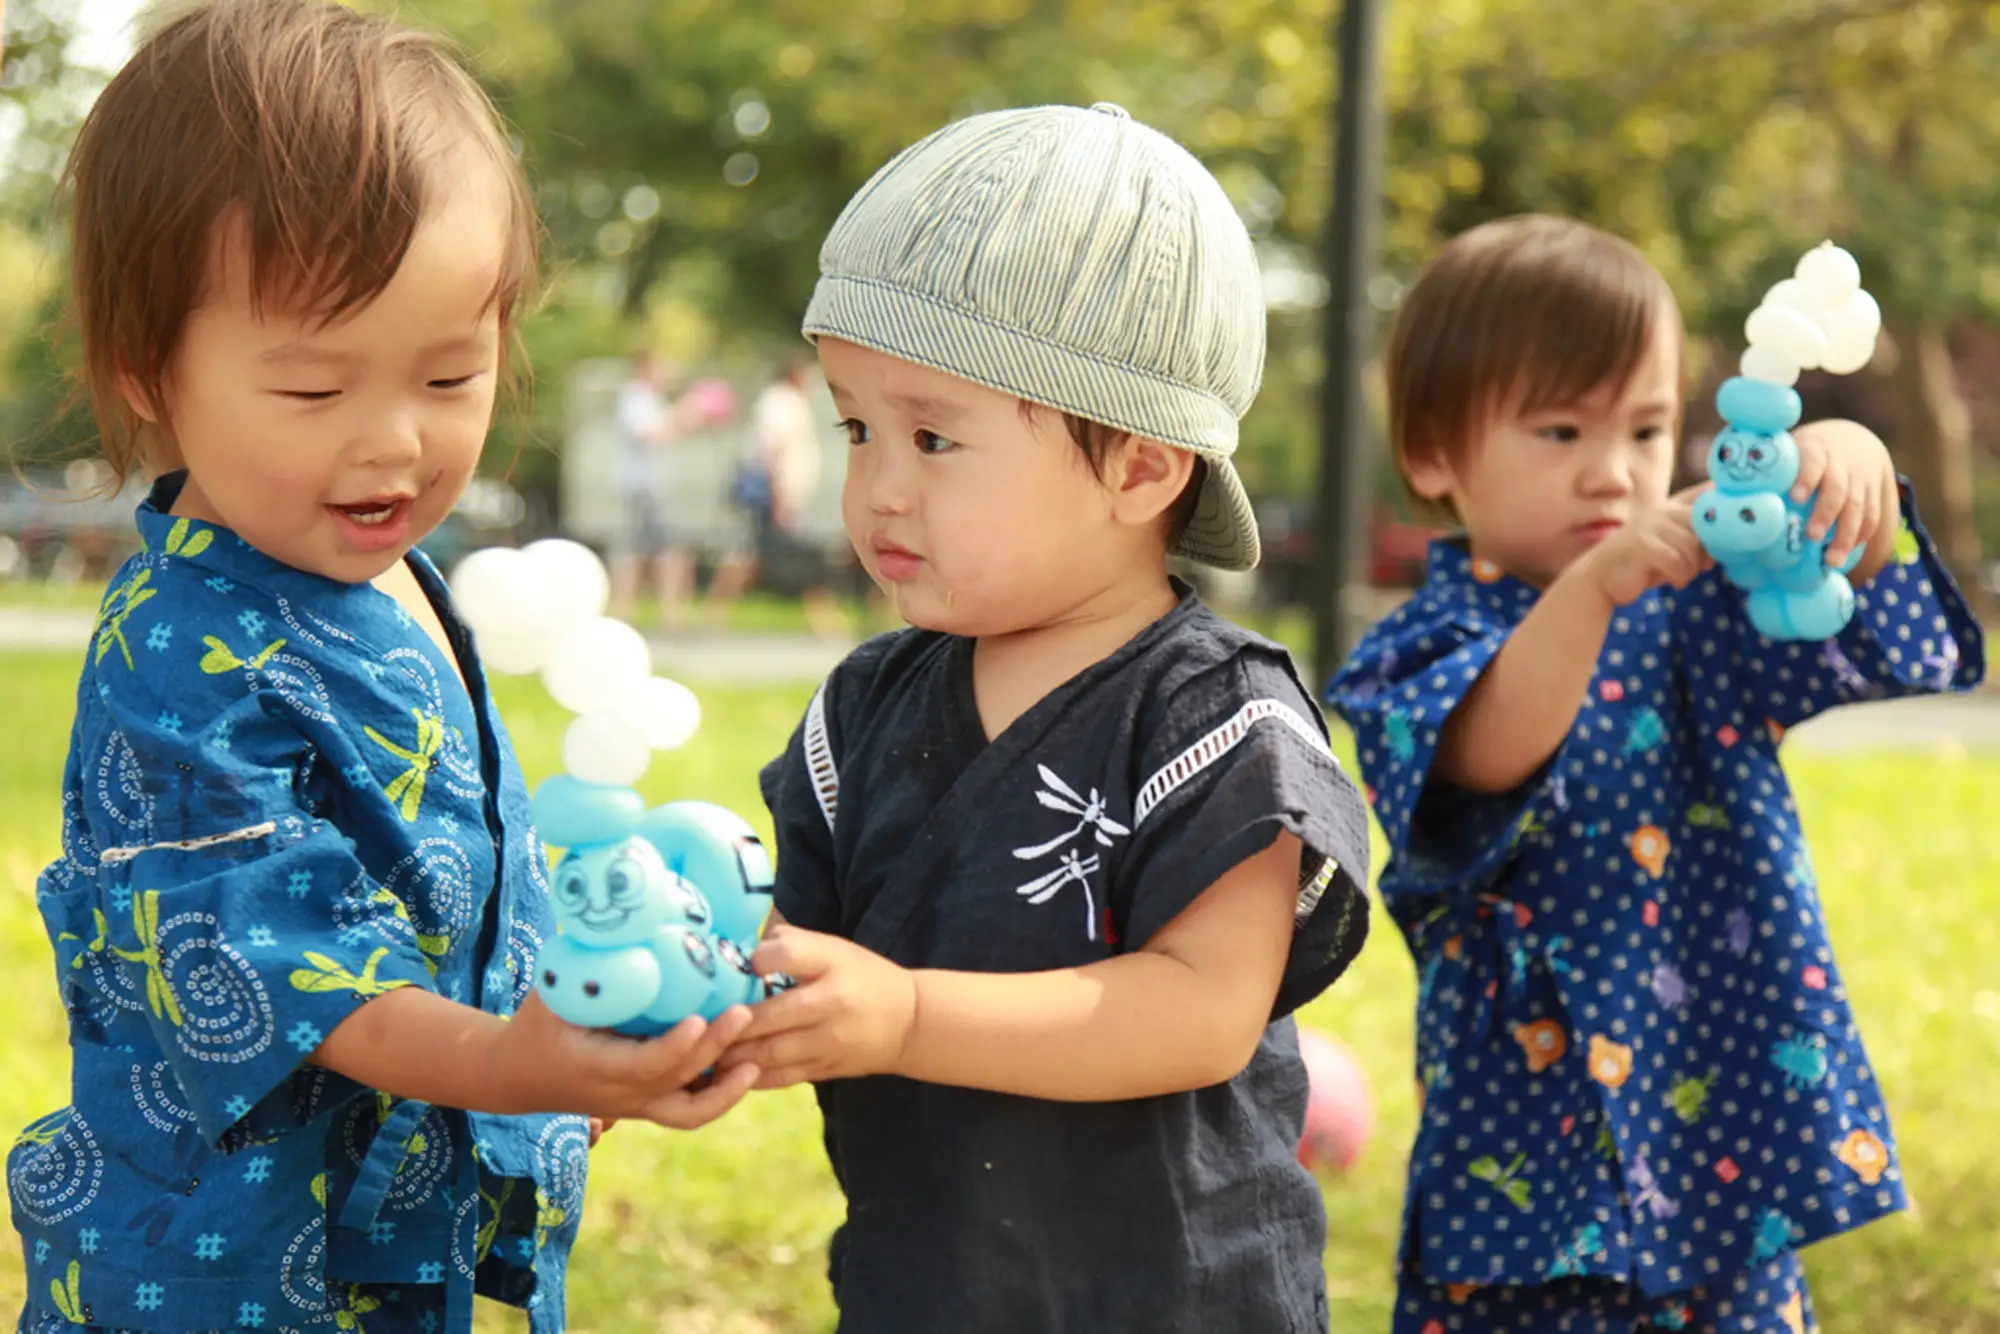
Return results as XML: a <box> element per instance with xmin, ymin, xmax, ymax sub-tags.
<box><xmin>0</xmin><ymin>0</ymin><xmax>98</xmax><ymax>465</ymax></box>
<box><xmin>1377</xmin><ymin>0</ymin><xmax>1999</xmax><ymax>603</ymax></box>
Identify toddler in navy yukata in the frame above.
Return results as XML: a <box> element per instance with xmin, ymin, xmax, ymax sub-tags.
<box><xmin>715</xmin><ymin>104</ymin><xmax>1374</xmax><ymax>1332</ymax></box>
<box><xmin>8</xmin><ymin>4</ymin><xmax>757</xmax><ymax>1332</ymax></box>
<box><xmin>1325</xmin><ymin>215</ymin><xmax>1985</xmax><ymax>1334</ymax></box>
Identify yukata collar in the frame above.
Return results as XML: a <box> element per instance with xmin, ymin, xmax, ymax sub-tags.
<box><xmin>1422</xmin><ymin>534</ymin><xmax>1541</xmax><ymax>624</ymax></box>
<box><xmin>135</xmin><ymin>470</ymin><xmax>451</xmax><ymax>607</ymax></box>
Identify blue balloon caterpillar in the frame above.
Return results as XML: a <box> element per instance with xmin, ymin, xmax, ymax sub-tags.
<box><xmin>1691</xmin><ymin>375</ymin><xmax>1859</xmax><ymax>641</ymax></box>
<box><xmin>528</xmin><ymin>774</ymin><xmax>787</xmax><ymax>1037</ymax></box>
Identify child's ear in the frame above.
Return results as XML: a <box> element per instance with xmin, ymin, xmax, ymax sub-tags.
<box><xmin>1107</xmin><ymin>437</ymin><xmax>1196</xmax><ymax>526</ymax></box>
<box><xmin>1400</xmin><ymin>435</ymin><xmax>1458</xmax><ymax>505</ymax></box>
<box><xmin>114</xmin><ymin>365</ymin><xmax>160</xmax><ymax>425</ymax></box>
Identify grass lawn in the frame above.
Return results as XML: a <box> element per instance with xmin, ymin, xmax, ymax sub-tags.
<box><xmin>1</xmin><ymin>646</ymin><xmax>1996</xmax><ymax>1332</ymax></box>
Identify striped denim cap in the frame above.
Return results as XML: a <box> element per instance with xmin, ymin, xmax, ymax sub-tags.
<box><xmin>802</xmin><ymin>102</ymin><xmax>1267</xmax><ymax>571</ymax></box>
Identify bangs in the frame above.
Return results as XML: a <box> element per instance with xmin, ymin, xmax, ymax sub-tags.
<box><xmin>65</xmin><ymin>0</ymin><xmax>540</xmax><ymax>476</ymax></box>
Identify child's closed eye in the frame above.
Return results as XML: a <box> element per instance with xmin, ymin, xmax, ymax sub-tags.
<box><xmin>275</xmin><ymin>389</ymin><xmax>340</xmax><ymax>402</ymax></box>
<box><xmin>428</xmin><ymin>373</ymin><xmax>484</xmax><ymax>391</ymax></box>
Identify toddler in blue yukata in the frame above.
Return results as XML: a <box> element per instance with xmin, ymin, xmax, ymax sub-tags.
<box><xmin>8</xmin><ymin>4</ymin><xmax>755</xmax><ymax>1332</ymax></box>
<box><xmin>1325</xmin><ymin>215</ymin><xmax>1985</xmax><ymax>1334</ymax></box>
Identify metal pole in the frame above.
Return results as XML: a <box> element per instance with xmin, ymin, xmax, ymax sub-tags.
<box><xmin>1311</xmin><ymin>0</ymin><xmax>1385</xmax><ymax>687</ymax></box>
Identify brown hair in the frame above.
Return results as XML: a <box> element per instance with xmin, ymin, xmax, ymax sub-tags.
<box><xmin>1386</xmin><ymin>215</ymin><xmax>1683</xmax><ymax>522</ymax></box>
<box><xmin>1020</xmin><ymin>403</ymin><xmax>1208</xmax><ymax>547</ymax></box>
<box><xmin>64</xmin><ymin>0</ymin><xmax>540</xmax><ymax>478</ymax></box>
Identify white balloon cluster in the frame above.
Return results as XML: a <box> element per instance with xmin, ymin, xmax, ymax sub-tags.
<box><xmin>449</xmin><ymin>540</ymin><xmax>701</xmax><ymax>786</ymax></box>
<box><xmin>1738</xmin><ymin>242</ymin><xmax>1881</xmax><ymax>385</ymax></box>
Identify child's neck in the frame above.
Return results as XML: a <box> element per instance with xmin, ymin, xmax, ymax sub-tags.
<box><xmin>969</xmin><ymin>573</ymin><xmax>1179</xmax><ymax>741</ymax></box>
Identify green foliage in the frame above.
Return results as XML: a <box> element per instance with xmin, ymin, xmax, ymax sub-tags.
<box><xmin>0</xmin><ymin>648</ymin><xmax>1996</xmax><ymax>1330</ymax></box>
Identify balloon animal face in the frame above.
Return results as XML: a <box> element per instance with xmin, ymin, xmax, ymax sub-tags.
<box><xmin>1709</xmin><ymin>427</ymin><xmax>1800</xmax><ymax>493</ymax></box>
<box><xmin>1694</xmin><ymin>376</ymin><xmax>1857</xmax><ymax>640</ymax></box>
<box><xmin>1693</xmin><ymin>489</ymin><xmax>1791</xmax><ymax>558</ymax></box>
<box><xmin>534</xmin><ymin>934</ymin><xmax>659</xmax><ymax>1029</ymax></box>
<box><xmin>550</xmin><ymin>836</ymin><xmax>710</xmax><ymax>947</ymax></box>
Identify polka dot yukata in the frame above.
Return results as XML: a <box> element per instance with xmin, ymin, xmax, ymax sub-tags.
<box><xmin>1324</xmin><ymin>483</ymin><xmax>1985</xmax><ymax>1333</ymax></box>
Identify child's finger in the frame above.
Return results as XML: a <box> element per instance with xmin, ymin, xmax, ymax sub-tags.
<box><xmin>751</xmin><ymin>926</ymin><xmax>834</xmax><ymax>982</ymax></box>
<box><xmin>736</xmin><ymin>980</ymin><xmax>829</xmax><ymax>1040</ymax></box>
<box><xmin>718</xmin><ymin>1026</ymin><xmax>821</xmax><ymax>1074</ymax></box>
<box><xmin>1804</xmin><ymin>463</ymin><xmax>1850</xmax><ymax>541</ymax></box>
<box><xmin>648</xmin><ymin>1061</ymin><xmax>760</xmax><ymax>1129</ymax></box>
<box><xmin>1789</xmin><ymin>449</ymin><xmax>1827</xmax><ymax>506</ymax></box>
<box><xmin>753</xmin><ymin>1063</ymin><xmax>820</xmax><ymax>1091</ymax></box>
<box><xmin>1831</xmin><ymin>477</ymin><xmax>1882</xmax><ymax>567</ymax></box>
<box><xmin>625</xmin><ymin>1013</ymin><xmax>722</xmax><ymax>1085</ymax></box>
<box><xmin>1824</xmin><ymin>476</ymin><xmax>1874</xmax><ymax>566</ymax></box>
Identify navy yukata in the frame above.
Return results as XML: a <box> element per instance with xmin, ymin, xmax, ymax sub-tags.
<box><xmin>10</xmin><ymin>474</ymin><xmax>587</xmax><ymax>1334</ymax></box>
<box><xmin>760</xmin><ymin>585</ymin><xmax>1373</xmax><ymax>1333</ymax></box>
<box><xmin>1325</xmin><ymin>482</ymin><xmax>1985</xmax><ymax>1334</ymax></box>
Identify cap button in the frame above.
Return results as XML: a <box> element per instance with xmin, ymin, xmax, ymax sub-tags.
<box><xmin>1089</xmin><ymin>102</ymin><xmax>1131</xmax><ymax>119</ymax></box>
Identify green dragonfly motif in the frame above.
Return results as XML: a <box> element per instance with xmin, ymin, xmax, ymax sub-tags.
<box><xmin>109</xmin><ymin>891</ymin><xmax>184</xmax><ymax>1026</ymax></box>
<box><xmin>363</xmin><ymin>709</ymin><xmax>446</xmax><ymax>823</ymax></box>
<box><xmin>199</xmin><ymin>634</ymin><xmax>287</xmax><ymax>675</ymax></box>
<box><xmin>534</xmin><ymin>1186</ymin><xmax>568</xmax><ymax>1253</ymax></box>
<box><xmin>93</xmin><ymin>569</ymin><xmax>156</xmax><ymax>670</ymax></box>
<box><xmin>289</xmin><ymin>947</ymin><xmax>415</xmax><ymax>1000</ymax></box>
<box><xmin>367</xmin><ymin>885</ymin><xmax>450</xmax><ymax>970</ymax></box>
<box><xmin>476</xmin><ymin>1178</ymin><xmax>516</xmax><ymax>1263</ymax></box>
<box><xmin>332</xmin><ymin>1285</ymin><xmax>382</xmax><ymax>1332</ymax></box>
<box><xmin>14</xmin><ymin>1107</ymin><xmax>72</xmax><ymax>1150</ymax></box>
<box><xmin>1468</xmin><ymin>1152</ymin><xmax>1534</xmax><ymax>1211</ymax></box>
<box><xmin>55</xmin><ymin>909</ymin><xmax>110</xmax><ymax>970</ymax></box>
<box><xmin>49</xmin><ymin>1259</ymin><xmax>86</xmax><ymax>1324</ymax></box>
<box><xmin>160</xmin><ymin>516</ymin><xmax>214</xmax><ymax>561</ymax></box>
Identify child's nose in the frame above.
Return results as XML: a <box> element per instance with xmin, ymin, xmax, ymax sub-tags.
<box><xmin>862</xmin><ymin>451</ymin><xmax>916</xmax><ymax>515</ymax></box>
<box><xmin>1579</xmin><ymin>445</ymin><xmax>1635</xmax><ymax>495</ymax></box>
<box><xmin>354</xmin><ymin>412</ymin><xmax>424</xmax><ymax>467</ymax></box>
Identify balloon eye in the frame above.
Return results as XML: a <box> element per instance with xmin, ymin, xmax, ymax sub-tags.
<box><xmin>1748</xmin><ymin>447</ymin><xmax>1765</xmax><ymax>462</ymax></box>
<box><xmin>556</xmin><ymin>872</ymin><xmax>586</xmax><ymax>905</ymax></box>
<box><xmin>542</xmin><ymin>969</ymin><xmax>558</xmax><ymax>986</ymax></box>
<box><xmin>606</xmin><ymin>867</ymin><xmax>631</xmax><ymax>899</ymax></box>
<box><xmin>582</xmin><ymin>981</ymin><xmax>600</xmax><ymax>998</ymax></box>
<box><xmin>1739</xmin><ymin>507</ymin><xmax>1757</xmax><ymax>523</ymax></box>
<box><xmin>1718</xmin><ymin>445</ymin><xmax>1734</xmax><ymax>462</ymax></box>
<box><xmin>1704</xmin><ymin>508</ymin><xmax>1717</xmax><ymax>523</ymax></box>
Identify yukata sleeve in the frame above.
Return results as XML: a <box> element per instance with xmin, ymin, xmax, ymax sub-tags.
<box><xmin>1679</xmin><ymin>479</ymin><xmax>1986</xmax><ymax>728</ymax></box>
<box><xmin>759</xmin><ymin>672</ymin><xmax>843</xmax><ymax>933</ymax></box>
<box><xmin>92</xmin><ymin>675</ymin><xmax>440</xmax><ymax>1149</ymax></box>
<box><xmin>1113</xmin><ymin>648</ymin><xmax>1371</xmax><ymax>1017</ymax></box>
<box><xmin>1323</xmin><ymin>599</ymin><xmax>1565</xmax><ymax>902</ymax></box>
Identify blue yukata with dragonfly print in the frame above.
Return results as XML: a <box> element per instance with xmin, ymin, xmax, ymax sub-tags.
<box><xmin>760</xmin><ymin>583</ymin><xmax>1372</xmax><ymax>1333</ymax></box>
<box><xmin>1324</xmin><ymin>482</ymin><xmax>1984</xmax><ymax>1332</ymax></box>
<box><xmin>9</xmin><ymin>474</ymin><xmax>587</xmax><ymax>1334</ymax></box>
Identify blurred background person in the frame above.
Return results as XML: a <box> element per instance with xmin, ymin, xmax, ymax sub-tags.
<box><xmin>610</xmin><ymin>347</ymin><xmax>698</xmax><ymax>627</ymax></box>
<box><xmin>710</xmin><ymin>356</ymin><xmax>845</xmax><ymax>636</ymax></box>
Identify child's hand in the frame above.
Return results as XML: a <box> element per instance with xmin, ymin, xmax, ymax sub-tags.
<box><xmin>1579</xmin><ymin>488</ymin><xmax>1713</xmax><ymax>607</ymax></box>
<box><xmin>588</xmin><ymin>1116</ymin><xmax>616</xmax><ymax>1146</ymax></box>
<box><xmin>718</xmin><ymin>925</ymin><xmax>918</xmax><ymax>1089</ymax></box>
<box><xmin>494</xmin><ymin>991</ymin><xmax>760</xmax><ymax>1130</ymax></box>
<box><xmin>1789</xmin><ymin>419</ymin><xmax>1899</xmax><ymax>570</ymax></box>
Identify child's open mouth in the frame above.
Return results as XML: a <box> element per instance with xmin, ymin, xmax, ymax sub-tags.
<box><xmin>329</xmin><ymin>496</ymin><xmax>414</xmax><ymax>550</ymax></box>
<box><xmin>336</xmin><ymin>499</ymin><xmax>403</xmax><ymax>526</ymax></box>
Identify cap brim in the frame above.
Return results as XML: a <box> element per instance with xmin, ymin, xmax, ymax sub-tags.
<box><xmin>1171</xmin><ymin>455</ymin><xmax>1260</xmax><ymax>572</ymax></box>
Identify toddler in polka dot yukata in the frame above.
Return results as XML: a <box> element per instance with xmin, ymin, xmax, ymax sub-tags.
<box><xmin>1324</xmin><ymin>215</ymin><xmax>1985</xmax><ymax>1334</ymax></box>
